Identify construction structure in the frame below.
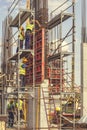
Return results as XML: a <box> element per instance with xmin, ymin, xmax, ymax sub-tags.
<box><xmin>81</xmin><ymin>0</ymin><xmax>87</xmax><ymax>117</ymax></box>
<box><xmin>0</xmin><ymin>0</ymin><xmax>85</xmax><ymax>130</ymax></box>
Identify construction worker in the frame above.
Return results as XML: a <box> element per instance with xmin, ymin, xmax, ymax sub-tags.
<box><xmin>55</xmin><ymin>106</ymin><xmax>61</xmax><ymax>116</ymax></box>
<box><xmin>16</xmin><ymin>26</ymin><xmax>25</xmax><ymax>52</ymax></box>
<box><xmin>19</xmin><ymin>57</ymin><xmax>28</xmax><ymax>91</ymax></box>
<box><xmin>16</xmin><ymin>98</ymin><xmax>24</xmax><ymax>121</ymax></box>
<box><xmin>7</xmin><ymin>100</ymin><xmax>15</xmax><ymax>128</ymax></box>
<box><xmin>25</xmin><ymin>16</ymin><xmax>41</xmax><ymax>49</ymax></box>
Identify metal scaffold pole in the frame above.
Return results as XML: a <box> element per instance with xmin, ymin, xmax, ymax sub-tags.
<box><xmin>72</xmin><ymin>0</ymin><xmax>75</xmax><ymax>91</ymax></box>
<box><xmin>17</xmin><ymin>2</ymin><xmax>21</xmax><ymax>130</ymax></box>
<box><xmin>32</xmin><ymin>8</ymin><xmax>35</xmax><ymax>130</ymax></box>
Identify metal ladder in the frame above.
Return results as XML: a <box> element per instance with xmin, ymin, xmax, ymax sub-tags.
<box><xmin>42</xmin><ymin>87</ymin><xmax>59</xmax><ymax>130</ymax></box>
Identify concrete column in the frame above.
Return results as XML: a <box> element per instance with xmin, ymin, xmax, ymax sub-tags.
<box><xmin>81</xmin><ymin>43</ymin><xmax>87</xmax><ymax>116</ymax></box>
<box><xmin>40</xmin><ymin>79</ymin><xmax>49</xmax><ymax>129</ymax></box>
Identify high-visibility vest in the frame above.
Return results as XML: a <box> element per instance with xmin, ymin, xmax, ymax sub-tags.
<box><xmin>19</xmin><ymin>63</ymin><xmax>26</xmax><ymax>75</ymax></box>
<box><xmin>26</xmin><ymin>24</ymin><xmax>34</xmax><ymax>31</ymax></box>
<box><xmin>7</xmin><ymin>103</ymin><xmax>14</xmax><ymax>111</ymax></box>
<box><xmin>19</xmin><ymin>31</ymin><xmax>24</xmax><ymax>40</ymax></box>
<box><xmin>16</xmin><ymin>100</ymin><xmax>23</xmax><ymax>110</ymax></box>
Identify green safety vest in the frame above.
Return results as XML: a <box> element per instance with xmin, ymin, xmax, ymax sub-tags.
<box><xmin>19</xmin><ymin>63</ymin><xmax>26</xmax><ymax>75</ymax></box>
<box><xmin>7</xmin><ymin>103</ymin><xmax>14</xmax><ymax>111</ymax></box>
<box><xmin>26</xmin><ymin>24</ymin><xmax>34</xmax><ymax>31</ymax></box>
<box><xmin>16</xmin><ymin>100</ymin><xmax>23</xmax><ymax>110</ymax></box>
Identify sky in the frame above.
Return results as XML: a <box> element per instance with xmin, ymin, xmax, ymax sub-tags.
<box><xmin>0</xmin><ymin>0</ymin><xmax>82</xmax><ymax>85</ymax></box>
<box><xmin>0</xmin><ymin>0</ymin><xmax>13</xmax><ymax>36</ymax></box>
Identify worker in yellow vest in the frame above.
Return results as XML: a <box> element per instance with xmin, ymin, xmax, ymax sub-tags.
<box><xmin>7</xmin><ymin>100</ymin><xmax>15</xmax><ymax>128</ymax></box>
<box><xmin>16</xmin><ymin>99</ymin><xmax>24</xmax><ymax>120</ymax></box>
<box><xmin>25</xmin><ymin>16</ymin><xmax>41</xmax><ymax>49</ymax></box>
<box><xmin>19</xmin><ymin>57</ymin><xmax>28</xmax><ymax>91</ymax></box>
<box><xmin>16</xmin><ymin>26</ymin><xmax>25</xmax><ymax>52</ymax></box>
<box><xmin>55</xmin><ymin>106</ymin><xmax>61</xmax><ymax>115</ymax></box>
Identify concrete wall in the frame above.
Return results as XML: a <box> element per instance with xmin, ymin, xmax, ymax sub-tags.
<box><xmin>81</xmin><ymin>43</ymin><xmax>87</xmax><ymax>116</ymax></box>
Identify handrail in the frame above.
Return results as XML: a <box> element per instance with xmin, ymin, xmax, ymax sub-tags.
<box><xmin>8</xmin><ymin>30</ymin><xmax>18</xmax><ymax>41</ymax></box>
<box><xmin>53</xmin><ymin>27</ymin><xmax>73</xmax><ymax>55</ymax></box>
<box><xmin>8</xmin><ymin>0</ymin><xmax>21</xmax><ymax>16</ymax></box>
<box><xmin>51</xmin><ymin>0</ymin><xmax>70</xmax><ymax>15</ymax></box>
<box><xmin>50</xmin><ymin>0</ymin><xmax>72</xmax><ymax>19</ymax></box>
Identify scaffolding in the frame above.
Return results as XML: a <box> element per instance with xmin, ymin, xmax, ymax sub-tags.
<box><xmin>46</xmin><ymin>0</ymin><xmax>78</xmax><ymax>129</ymax></box>
<box><xmin>0</xmin><ymin>0</ymin><xmax>82</xmax><ymax>130</ymax></box>
<box><xmin>1</xmin><ymin>0</ymin><xmax>36</xmax><ymax>130</ymax></box>
<box><xmin>1</xmin><ymin>0</ymin><xmax>49</xmax><ymax>130</ymax></box>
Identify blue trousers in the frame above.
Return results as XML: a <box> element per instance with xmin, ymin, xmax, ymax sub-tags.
<box><xmin>8</xmin><ymin>112</ymin><xmax>14</xmax><ymax>127</ymax></box>
<box><xmin>16</xmin><ymin>40</ymin><xmax>23</xmax><ymax>52</ymax></box>
<box><xmin>20</xmin><ymin>74</ymin><xmax>26</xmax><ymax>91</ymax></box>
<box><xmin>25</xmin><ymin>37</ymin><xmax>30</xmax><ymax>49</ymax></box>
<box><xmin>25</xmin><ymin>30</ymin><xmax>31</xmax><ymax>49</ymax></box>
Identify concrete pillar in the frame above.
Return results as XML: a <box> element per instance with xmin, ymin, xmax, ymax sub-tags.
<box><xmin>40</xmin><ymin>79</ymin><xmax>49</xmax><ymax>129</ymax></box>
<box><xmin>81</xmin><ymin>43</ymin><xmax>87</xmax><ymax>116</ymax></box>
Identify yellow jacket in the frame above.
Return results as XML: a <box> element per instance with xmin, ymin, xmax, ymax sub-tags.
<box><xmin>26</xmin><ymin>24</ymin><xmax>34</xmax><ymax>31</ymax></box>
<box><xmin>19</xmin><ymin>63</ymin><xmax>26</xmax><ymax>75</ymax></box>
<box><xmin>19</xmin><ymin>30</ymin><xmax>24</xmax><ymax>40</ymax></box>
<box><xmin>16</xmin><ymin>100</ymin><xmax>23</xmax><ymax>110</ymax></box>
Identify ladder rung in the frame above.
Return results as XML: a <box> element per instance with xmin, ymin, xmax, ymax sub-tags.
<box><xmin>43</xmin><ymin>91</ymin><xmax>49</xmax><ymax>93</ymax></box>
<box><xmin>44</xmin><ymin>102</ymin><xmax>50</xmax><ymax>104</ymax></box>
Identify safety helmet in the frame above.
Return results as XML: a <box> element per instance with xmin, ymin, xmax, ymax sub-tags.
<box><xmin>56</xmin><ymin>106</ymin><xmax>60</xmax><ymax>111</ymax></box>
<box><xmin>10</xmin><ymin>100</ymin><xmax>13</xmax><ymax>104</ymax></box>
<box><xmin>22</xmin><ymin>57</ymin><xmax>28</xmax><ymax>63</ymax></box>
<box><xmin>20</xmin><ymin>26</ymin><xmax>24</xmax><ymax>30</ymax></box>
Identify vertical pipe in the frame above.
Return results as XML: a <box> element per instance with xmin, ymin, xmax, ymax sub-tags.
<box><xmin>81</xmin><ymin>0</ymin><xmax>86</xmax><ymax>116</ymax></box>
<box><xmin>33</xmin><ymin>9</ymin><xmax>35</xmax><ymax>130</ymax></box>
<box><xmin>82</xmin><ymin>0</ymin><xmax>86</xmax><ymax>43</ymax></box>
<box><xmin>72</xmin><ymin>0</ymin><xmax>75</xmax><ymax>91</ymax></box>
<box><xmin>59</xmin><ymin>11</ymin><xmax>63</xmax><ymax>130</ymax></box>
<box><xmin>17</xmin><ymin>1</ymin><xmax>21</xmax><ymax>130</ymax></box>
<box><xmin>26</xmin><ymin>0</ymin><xmax>30</xmax><ymax>25</ymax></box>
<box><xmin>72</xmin><ymin>1</ymin><xmax>76</xmax><ymax>128</ymax></box>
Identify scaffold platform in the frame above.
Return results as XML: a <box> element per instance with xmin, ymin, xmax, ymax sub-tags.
<box><xmin>48</xmin><ymin>13</ymin><xmax>73</xmax><ymax>29</ymax></box>
<box><xmin>8</xmin><ymin>49</ymin><xmax>34</xmax><ymax>61</ymax></box>
<box><xmin>48</xmin><ymin>51</ymin><xmax>72</xmax><ymax>62</ymax></box>
<box><xmin>10</xmin><ymin>9</ymin><xmax>32</xmax><ymax>27</ymax></box>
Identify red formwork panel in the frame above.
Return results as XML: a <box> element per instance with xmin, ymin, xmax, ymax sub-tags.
<box><xmin>35</xmin><ymin>40</ymin><xmax>42</xmax><ymax>50</ymax></box>
<box><xmin>35</xmin><ymin>30</ymin><xmax>42</xmax><ymax>41</ymax></box>
<box><xmin>25</xmin><ymin>53</ymin><xmax>33</xmax><ymax>85</ymax></box>
<box><xmin>47</xmin><ymin>65</ymin><xmax>64</xmax><ymax>93</ymax></box>
<box><xmin>25</xmin><ymin>28</ymin><xmax>45</xmax><ymax>85</ymax></box>
<box><xmin>35</xmin><ymin>53</ymin><xmax>42</xmax><ymax>61</ymax></box>
<box><xmin>35</xmin><ymin>28</ymin><xmax>45</xmax><ymax>84</ymax></box>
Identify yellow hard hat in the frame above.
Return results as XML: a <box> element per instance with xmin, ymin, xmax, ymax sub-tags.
<box><xmin>22</xmin><ymin>57</ymin><xmax>28</xmax><ymax>63</ymax></box>
<box><xmin>56</xmin><ymin>106</ymin><xmax>60</xmax><ymax>111</ymax></box>
<box><xmin>20</xmin><ymin>26</ymin><xmax>24</xmax><ymax>30</ymax></box>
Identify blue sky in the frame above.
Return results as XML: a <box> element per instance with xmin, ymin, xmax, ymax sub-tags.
<box><xmin>0</xmin><ymin>0</ymin><xmax>82</xmax><ymax>85</ymax></box>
